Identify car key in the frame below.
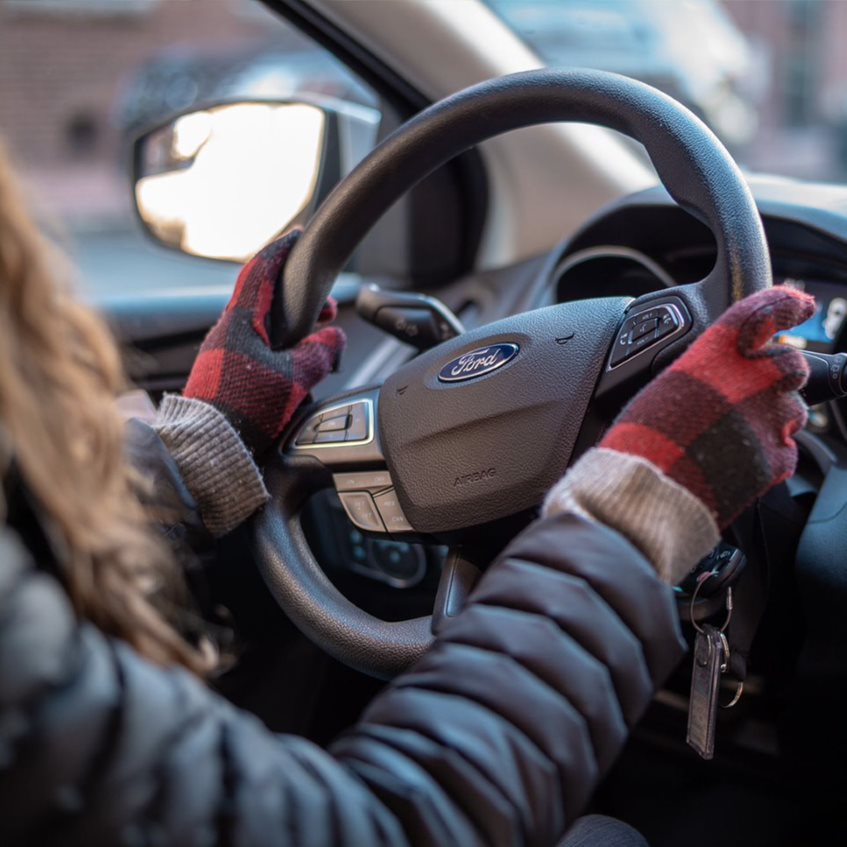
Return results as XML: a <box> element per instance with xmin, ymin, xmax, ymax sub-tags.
<box><xmin>686</xmin><ymin>623</ymin><xmax>729</xmax><ymax>760</ymax></box>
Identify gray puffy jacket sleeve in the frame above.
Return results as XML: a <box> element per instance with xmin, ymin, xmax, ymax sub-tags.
<box><xmin>0</xmin><ymin>510</ymin><xmax>685</xmax><ymax>847</ymax></box>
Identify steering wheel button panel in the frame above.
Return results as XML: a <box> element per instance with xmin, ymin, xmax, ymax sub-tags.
<box><xmin>291</xmin><ymin>398</ymin><xmax>375</xmax><ymax>451</ymax></box>
<box><xmin>608</xmin><ymin>302</ymin><xmax>684</xmax><ymax>370</ymax></box>
<box><xmin>319</xmin><ymin>404</ymin><xmax>351</xmax><ymax>420</ymax></box>
<box><xmin>338</xmin><ymin>491</ymin><xmax>386</xmax><ymax>533</ymax></box>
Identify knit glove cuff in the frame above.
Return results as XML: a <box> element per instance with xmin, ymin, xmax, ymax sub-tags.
<box><xmin>154</xmin><ymin>395</ymin><xmax>269</xmax><ymax>537</ymax></box>
<box><xmin>543</xmin><ymin>447</ymin><xmax>719</xmax><ymax>584</ymax></box>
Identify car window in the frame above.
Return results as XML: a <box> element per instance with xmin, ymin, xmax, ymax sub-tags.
<box><xmin>485</xmin><ymin>0</ymin><xmax>847</xmax><ymax>185</ymax></box>
<box><xmin>0</xmin><ymin>0</ymin><xmax>382</xmax><ymax>298</ymax></box>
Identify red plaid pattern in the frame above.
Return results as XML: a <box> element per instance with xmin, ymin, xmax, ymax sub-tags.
<box><xmin>184</xmin><ymin>230</ymin><xmax>346</xmax><ymax>456</ymax></box>
<box><xmin>601</xmin><ymin>286</ymin><xmax>815</xmax><ymax>528</ymax></box>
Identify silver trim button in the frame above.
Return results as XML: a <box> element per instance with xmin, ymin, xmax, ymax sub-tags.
<box><xmin>338</xmin><ymin>491</ymin><xmax>386</xmax><ymax>533</ymax></box>
<box><xmin>317</xmin><ymin>414</ymin><xmax>350</xmax><ymax>432</ymax></box>
<box><xmin>314</xmin><ymin>429</ymin><xmax>345</xmax><ymax>444</ymax></box>
<box><xmin>374</xmin><ymin>489</ymin><xmax>413</xmax><ymax>534</ymax></box>
<box><xmin>346</xmin><ymin>403</ymin><xmax>369</xmax><ymax>441</ymax></box>
<box><xmin>294</xmin><ymin>427</ymin><xmax>318</xmax><ymax>446</ymax></box>
<box><xmin>334</xmin><ymin>471</ymin><xmax>393</xmax><ymax>493</ymax></box>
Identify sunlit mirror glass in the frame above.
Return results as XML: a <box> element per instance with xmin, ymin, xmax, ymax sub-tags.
<box><xmin>135</xmin><ymin>102</ymin><xmax>326</xmax><ymax>262</ymax></box>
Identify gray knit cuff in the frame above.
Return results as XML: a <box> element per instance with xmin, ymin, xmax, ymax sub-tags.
<box><xmin>543</xmin><ymin>447</ymin><xmax>720</xmax><ymax>585</ymax></box>
<box><xmin>153</xmin><ymin>395</ymin><xmax>269</xmax><ymax>538</ymax></box>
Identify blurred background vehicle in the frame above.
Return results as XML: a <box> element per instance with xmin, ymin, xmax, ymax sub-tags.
<box><xmin>486</xmin><ymin>0</ymin><xmax>760</xmax><ymax>149</ymax></box>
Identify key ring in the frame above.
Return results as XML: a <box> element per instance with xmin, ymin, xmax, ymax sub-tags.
<box><xmin>701</xmin><ymin>628</ymin><xmax>731</xmax><ymax>670</ymax></box>
<box><xmin>690</xmin><ymin>572</ymin><xmax>734</xmax><ymax>634</ymax></box>
<box><xmin>721</xmin><ymin>680</ymin><xmax>744</xmax><ymax>709</ymax></box>
<box><xmin>691</xmin><ymin>578</ymin><xmax>744</xmax><ymax>709</ymax></box>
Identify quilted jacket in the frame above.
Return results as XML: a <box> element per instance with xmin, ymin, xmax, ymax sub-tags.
<box><xmin>0</xmin><ymin>423</ymin><xmax>685</xmax><ymax>846</ymax></box>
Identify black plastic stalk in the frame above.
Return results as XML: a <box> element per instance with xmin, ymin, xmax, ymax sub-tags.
<box><xmin>801</xmin><ymin>351</ymin><xmax>847</xmax><ymax>405</ymax></box>
<box><xmin>356</xmin><ymin>284</ymin><xmax>464</xmax><ymax>350</ymax></box>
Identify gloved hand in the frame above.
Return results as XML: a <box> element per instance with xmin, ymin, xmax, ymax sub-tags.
<box><xmin>600</xmin><ymin>285</ymin><xmax>815</xmax><ymax>528</ymax></box>
<box><xmin>184</xmin><ymin>230</ymin><xmax>345</xmax><ymax>456</ymax></box>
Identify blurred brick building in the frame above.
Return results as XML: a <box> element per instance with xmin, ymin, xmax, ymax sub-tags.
<box><xmin>0</xmin><ymin>0</ymin><xmax>303</xmax><ymax>223</ymax></box>
<box><xmin>5</xmin><ymin>0</ymin><xmax>847</xmax><ymax>226</ymax></box>
<box><xmin>724</xmin><ymin>0</ymin><xmax>847</xmax><ymax>178</ymax></box>
<box><xmin>0</xmin><ymin>0</ymin><xmax>300</xmax><ymax>166</ymax></box>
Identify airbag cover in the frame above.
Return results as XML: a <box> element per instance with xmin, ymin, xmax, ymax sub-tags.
<box><xmin>379</xmin><ymin>298</ymin><xmax>630</xmax><ymax>532</ymax></box>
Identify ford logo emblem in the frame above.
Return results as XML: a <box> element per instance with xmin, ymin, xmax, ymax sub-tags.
<box><xmin>437</xmin><ymin>343</ymin><xmax>520</xmax><ymax>383</ymax></box>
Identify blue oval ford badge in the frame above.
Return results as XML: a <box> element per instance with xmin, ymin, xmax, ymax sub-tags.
<box><xmin>437</xmin><ymin>343</ymin><xmax>520</xmax><ymax>383</ymax></box>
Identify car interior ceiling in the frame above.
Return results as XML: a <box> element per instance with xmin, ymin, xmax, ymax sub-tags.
<box><xmin>47</xmin><ymin>1</ymin><xmax>847</xmax><ymax>845</ymax></box>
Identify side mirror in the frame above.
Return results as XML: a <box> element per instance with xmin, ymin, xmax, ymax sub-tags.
<box><xmin>131</xmin><ymin>98</ymin><xmax>379</xmax><ymax>263</ymax></box>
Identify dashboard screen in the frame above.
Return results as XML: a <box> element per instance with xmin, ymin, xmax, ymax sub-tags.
<box><xmin>774</xmin><ymin>277</ymin><xmax>847</xmax><ymax>353</ymax></box>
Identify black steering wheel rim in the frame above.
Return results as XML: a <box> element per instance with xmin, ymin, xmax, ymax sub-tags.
<box><xmin>279</xmin><ymin>67</ymin><xmax>769</xmax><ymax>348</ymax></box>
<box><xmin>253</xmin><ymin>69</ymin><xmax>772</xmax><ymax>679</ymax></box>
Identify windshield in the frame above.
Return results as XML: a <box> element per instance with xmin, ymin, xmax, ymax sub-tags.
<box><xmin>486</xmin><ymin>0</ymin><xmax>846</xmax><ymax>183</ymax></box>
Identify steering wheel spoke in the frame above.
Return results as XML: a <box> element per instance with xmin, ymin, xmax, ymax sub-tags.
<box><xmin>288</xmin><ymin>389</ymin><xmax>383</xmax><ymax>464</ymax></box>
<box><xmin>286</xmin><ymin>388</ymin><xmax>418</xmax><ymax>538</ymax></box>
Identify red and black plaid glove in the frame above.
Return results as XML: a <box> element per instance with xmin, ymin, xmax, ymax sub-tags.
<box><xmin>184</xmin><ymin>230</ymin><xmax>345</xmax><ymax>456</ymax></box>
<box><xmin>600</xmin><ymin>286</ymin><xmax>815</xmax><ymax>528</ymax></box>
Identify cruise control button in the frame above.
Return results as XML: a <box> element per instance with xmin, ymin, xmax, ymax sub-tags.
<box><xmin>334</xmin><ymin>471</ymin><xmax>393</xmax><ymax>493</ymax></box>
<box><xmin>317</xmin><ymin>414</ymin><xmax>350</xmax><ymax>432</ymax></box>
<box><xmin>346</xmin><ymin>402</ymin><xmax>370</xmax><ymax>441</ymax></box>
<box><xmin>374</xmin><ymin>489</ymin><xmax>413</xmax><ymax>534</ymax></box>
<box><xmin>655</xmin><ymin>308</ymin><xmax>680</xmax><ymax>339</ymax></box>
<box><xmin>631</xmin><ymin>318</ymin><xmax>658</xmax><ymax>341</ymax></box>
<box><xmin>635</xmin><ymin>308</ymin><xmax>659</xmax><ymax>324</ymax></box>
<box><xmin>319</xmin><ymin>404</ymin><xmax>350</xmax><ymax>421</ymax></box>
<box><xmin>339</xmin><ymin>492</ymin><xmax>386</xmax><ymax>533</ymax></box>
<box><xmin>294</xmin><ymin>428</ymin><xmax>317</xmax><ymax>446</ymax></box>
<box><xmin>630</xmin><ymin>329</ymin><xmax>658</xmax><ymax>354</ymax></box>
<box><xmin>293</xmin><ymin>415</ymin><xmax>321</xmax><ymax>446</ymax></box>
<box><xmin>314</xmin><ymin>429</ymin><xmax>346</xmax><ymax>444</ymax></box>
<box><xmin>610</xmin><ymin>331</ymin><xmax>631</xmax><ymax>367</ymax></box>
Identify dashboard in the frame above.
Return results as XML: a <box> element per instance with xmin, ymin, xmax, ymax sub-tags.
<box><xmin>772</xmin><ymin>275</ymin><xmax>847</xmax><ymax>353</ymax></box>
<box><xmin>555</xmin><ymin>253</ymin><xmax>847</xmax><ymax>354</ymax></box>
<box><xmin>549</xmin><ymin>176</ymin><xmax>847</xmax><ymax>442</ymax></box>
<box><xmin>116</xmin><ymin>173</ymin><xmax>847</xmax><ymax>603</ymax></box>
<box><xmin>299</xmin><ymin>175</ymin><xmax>847</xmax><ymax>600</ymax></box>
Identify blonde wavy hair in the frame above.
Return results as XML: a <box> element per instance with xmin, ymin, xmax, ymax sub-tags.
<box><xmin>0</xmin><ymin>139</ymin><xmax>210</xmax><ymax>674</ymax></box>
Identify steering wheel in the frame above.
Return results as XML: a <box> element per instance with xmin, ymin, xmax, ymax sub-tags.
<box><xmin>252</xmin><ymin>69</ymin><xmax>771</xmax><ymax>679</ymax></box>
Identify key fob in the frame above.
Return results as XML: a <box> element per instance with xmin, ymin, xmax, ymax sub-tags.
<box><xmin>687</xmin><ymin>624</ymin><xmax>728</xmax><ymax>760</ymax></box>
